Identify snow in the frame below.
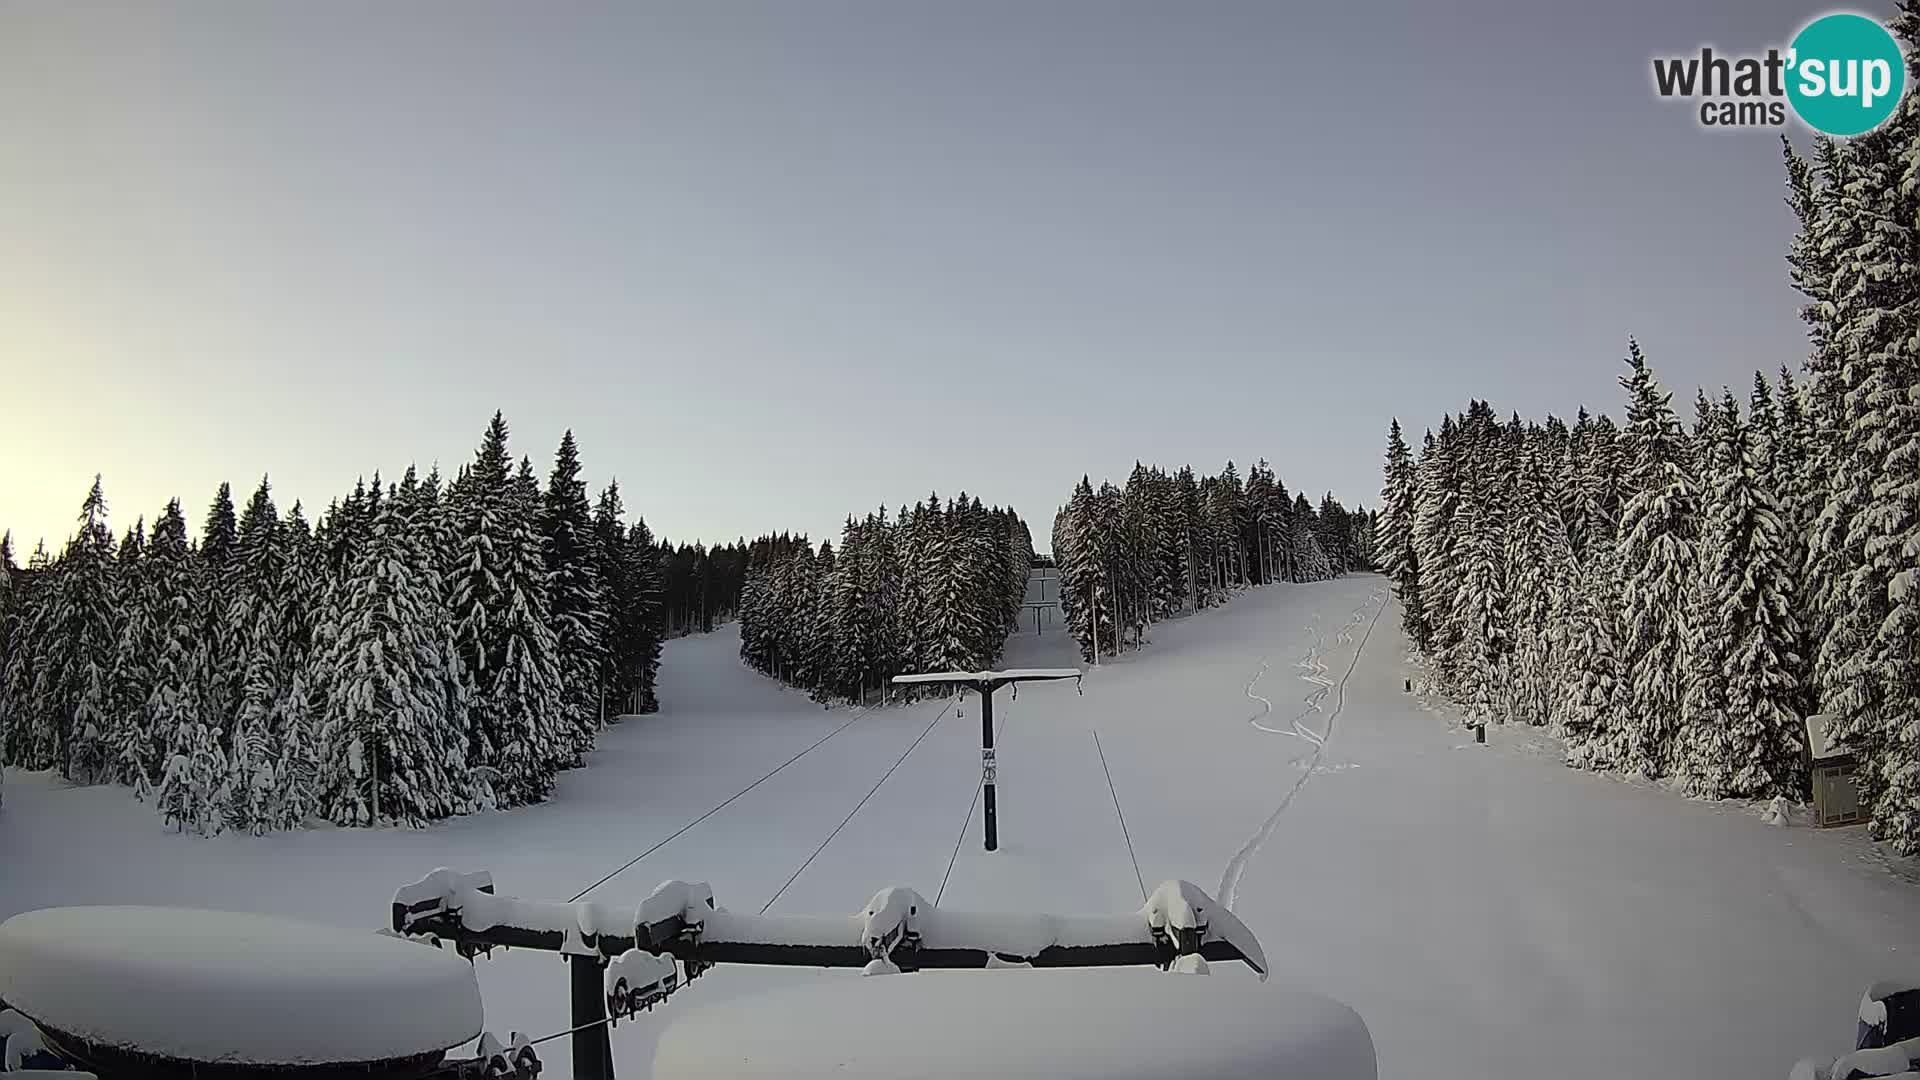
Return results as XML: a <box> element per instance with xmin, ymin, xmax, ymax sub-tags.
<box><xmin>3</xmin><ymin>575</ymin><xmax>1919</xmax><ymax>1079</ymax></box>
<box><xmin>648</xmin><ymin>968</ymin><xmax>1375</xmax><ymax>1079</ymax></box>
<box><xmin>0</xmin><ymin>906</ymin><xmax>482</xmax><ymax>1065</ymax></box>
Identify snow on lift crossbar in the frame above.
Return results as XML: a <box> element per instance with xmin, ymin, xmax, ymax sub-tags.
<box><xmin>890</xmin><ymin>668</ymin><xmax>1083</xmax><ymax>852</ymax></box>
<box><xmin>386</xmin><ymin>865</ymin><xmax>1265</xmax><ymax>1080</ymax></box>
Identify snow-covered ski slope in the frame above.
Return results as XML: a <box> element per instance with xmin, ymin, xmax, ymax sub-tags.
<box><xmin>5</xmin><ymin>573</ymin><xmax>1919</xmax><ymax>1079</ymax></box>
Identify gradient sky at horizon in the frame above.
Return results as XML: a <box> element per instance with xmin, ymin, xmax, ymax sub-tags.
<box><xmin>2</xmin><ymin>0</ymin><xmax>1840</xmax><ymax>554</ymax></box>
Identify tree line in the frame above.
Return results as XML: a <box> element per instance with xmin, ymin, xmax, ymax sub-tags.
<box><xmin>737</xmin><ymin>498</ymin><xmax>1034</xmax><ymax>702</ymax></box>
<box><xmin>1052</xmin><ymin>460</ymin><xmax>1374</xmax><ymax>663</ymax></box>
<box><xmin>0</xmin><ymin>414</ymin><xmax>671</xmax><ymax>833</ymax></box>
<box><xmin>1377</xmin><ymin>91</ymin><xmax>1920</xmax><ymax>854</ymax></box>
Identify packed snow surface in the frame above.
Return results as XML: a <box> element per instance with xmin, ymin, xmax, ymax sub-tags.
<box><xmin>649</xmin><ymin>968</ymin><xmax>1374</xmax><ymax>1079</ymax></box>
<box><xmin>0</xmin><ymin>906</ymin><xmax>482</xmax><ymax>1065</ymax></box>
<box><xmin>4</xmin><ymin>575</ymin><xmax>1919</xmax><ymax>1079</ymax></box>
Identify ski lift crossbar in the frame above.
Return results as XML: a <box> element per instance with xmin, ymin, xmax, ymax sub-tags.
<box><xmin>390</xmin><ymin>870</ymin><xmax>1266</xmax><ymax>1080</ymax></box>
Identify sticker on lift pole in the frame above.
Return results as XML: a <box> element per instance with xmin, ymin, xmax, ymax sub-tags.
<box><xmin>982</xmin><ymin>748</ymin><xmax>996</xmax><ymax>783</ymax></box>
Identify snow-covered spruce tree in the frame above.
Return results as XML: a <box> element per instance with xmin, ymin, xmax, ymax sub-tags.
<box><xmin>823</xmin><ymin>519</ymin><xmax>870</xmax><ymax>703</ymax></box>
<box><xmin>917</xmin><ymin>498</ymin><xmax>979</xmax><ymax>674</ymax></box>
<box><xmin>803</xmin><ymin>541</ymin><xmax>839</xmax><ymax>697</ymax></box>
<box><xmin>624</xmin><ymin>516</ymin><xmax>666</xmax><ymax>713</ymax></box>
<box><xmin>514</xmin><ymin>456</ymin><xmax>572</xmax><ymax>778</ymax></box>
<box><xmin>448</xmin><ymin>416</ymin><xmax>566</xmax><ymax>805</ymax></box>
<box><xmin>1502</xmin><ymin>439</ymin><xmax>1563</xmax><ymax>727</ymax></box>
<box><xmin>312</xmin><ymin>477</ymin><xmax>470</xmax><ymax>827</ymax></box>
<box><xmin>1673</xmin><ymin>392</ymin><xmax>1735</xmax><ymax>797</ymax></box>
<box><xmin>1612</xmin><ymin>341</ymin><xmax>1700</xmax><ymax>779</ymax></box>
<box><xmin>140</xmin><ymin>501</ymin><xmax>212</xmax><ymax>812</ymax></box>
<box><xmin>1803</xmin><ymin>122</ymin><xmax>1915</xmax><ymax>827</ymax></box>
<box><xmin>1056</xmin><ymin>478</ymin><xmax>1110</xmax><ymax>664</ymax></box>
<box><xmin>105</xmin><ymin>517</ymin><xmax>157</xmax><ymax>792</ymax></box>
<box><xmin>1698</xmin><ymin>389</ymin><xmax>1808</xmax><ymax>800</ymax></box>
<box><xmin>1561</xmin><ymin>545</ymin><xmax>1629</xmax><ymax>768</ymax></box>
<box><xmin>1</xmin><ymin>543</ymin><xmax>57</xmax><ymax>770</ymax></box>
<box><xmin>1379</xmin><ymin>419</ymin><xmax>1429</xmax><ymax>652</ymax></box>
<box><xmin>1412</xmin><ymin>421</ymin><xmax>1461</xmax><ymax>684</ymax></box>
<box><xmin>0</xmin><ymin>531</ymin><xmax>16</xmax><ymax>752</ymax></box>
<box><xmin>196</xmin><ymin>481</ymin><xmax>243</xmax><ymax>746</ymax></box>
<box><xmin>221</xmin><ymin>477</ymin><xmax>288</xmax><ymax>833</ymax></box>
<box><xmin>593</xmin><ymin>481</ymin><xmax>642</xmax><ymax>713</ymax></box>
<box><xmin>862</xmin><ymin>509</ymin><xmax>905</xmax><ymax>691</ymax></box>
<box><xmin>47</xmin><ymin>477</ymin><xmax>118</xmax><ymax>782</ymax></box>
<box><xmin>158</xmin><ymin>716</ymin><xmax>228</xmax><ymax>836</ymax></box>
<box><xmin>542</xmin><ymin>431</ymin><xmax>607</xmax><ymax>750</ymax></box>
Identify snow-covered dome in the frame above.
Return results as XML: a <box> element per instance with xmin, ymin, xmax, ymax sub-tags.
<box><xmin>0</xmin><ymin>906</ymin><xmax>483</xmax><ymax>1069</ymax></box>
<box><xmin>651</xmin><ymin>968</ymin><xmax>1376</xmax><ymax>1079</ymax></box>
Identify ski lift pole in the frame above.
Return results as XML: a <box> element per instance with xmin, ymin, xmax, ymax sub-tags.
<box><xmin>891</xmin><ymin>669</ymin><xmax>1083</xmax><ymax>852</ymax></box>
<box><xmin>980</xmin><ymin>686</ymin><xmax>998</xmax><ymax>850</ymax></box>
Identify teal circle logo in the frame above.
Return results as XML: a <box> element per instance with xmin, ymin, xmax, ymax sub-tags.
<box><xmin>1787</xmin><ymin>13</ymin><xmax>1906</xmax><ymax>136</ymax></box>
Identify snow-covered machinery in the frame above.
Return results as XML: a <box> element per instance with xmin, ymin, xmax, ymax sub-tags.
<box><xmin>388</xmin><ymin>868</ymin><xmax>1274</xmax><ymax>1079</ymax></box>
<box><xmin>0</xmin><ymin>871</ymin><xmax>1313</xmax><ymax>1080</ymax></box>
<box><xmin>1790</xmin><ymin>979</ymin><xmax>1920</xmax><ymax>1080</ymax></box>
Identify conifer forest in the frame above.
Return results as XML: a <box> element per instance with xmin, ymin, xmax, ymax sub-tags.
<box><xmin>1376</xmin><ymin>131</ymin><xmax>1920</xmax><ymax>856</ymax></box>
<box><xmin>0</xmin><ymin>414</ymin><xmax>762</xmax><ymax>833</ymax></box>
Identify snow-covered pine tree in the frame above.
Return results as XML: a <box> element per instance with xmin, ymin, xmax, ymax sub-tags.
<box><xmin>1379</xmin><ymin>419</ymin><xmax>1428</xmax><ymax>651</ymax></box>
<box><xmin>1613</xmin><ymin>341</ymin><xmax>1700</xmax><ymax>778</ymax></box>
<box><xmin>542</xmin><ymin>431</ymin><xmax>607</xmax><ymax>752</ymax></box>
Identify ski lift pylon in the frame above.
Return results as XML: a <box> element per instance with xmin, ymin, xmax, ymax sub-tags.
<box><xmin>890</xmin><ymin>669</ymin><xmax>1083</xmax><ymax>851</ymax></box>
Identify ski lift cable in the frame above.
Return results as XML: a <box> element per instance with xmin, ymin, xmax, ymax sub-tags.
<box><xmin>760</xmin><ymin>696</ymin><xmax>958</xmax><ymax>915</ymax></box>
<box><xmin>569</xmin><ymin>702</ymin><xmax>883</xmax><ymax>903</ymax></box>
<box><xmin>934</xmin><ymin>700</ymin><xmax>1012</xmax><ymax>906</ymax></box>
<box><xmin>1092</xmin><ymin>727</ymin><xmax>1149</xmax><ymax>905</ymax></box>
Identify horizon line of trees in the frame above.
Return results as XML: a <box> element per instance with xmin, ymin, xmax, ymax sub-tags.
<box><xmin>1052</xmin><ymin>460</ymin><xmax>1375</xmax><ymax>663</ymax></box>
<box><xmin>0</xmin><ymin>413</ymin><xmax>672</xmax><ymax>834</ymax></box>
<box><xmin>1377</xmin><ymin>86</ymin><xmax>1920</xmax><ymax>853</ymax></box>
<box><xmin>736</xmin><ymin>497</ymin><xmax>1034</xmax><ymax>702</ymax></box>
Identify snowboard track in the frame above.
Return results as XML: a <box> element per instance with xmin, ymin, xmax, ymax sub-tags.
<box><xmin>1218</xmin><ymin>588</ymin><xmax>1389</xmax><ymax>913</ymax></box>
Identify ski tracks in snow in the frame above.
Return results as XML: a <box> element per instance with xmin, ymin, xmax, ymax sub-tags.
<box><xmin>1219</xmin><ymin>589</ymin><xmax>1389</xmax><ymax>913</ymax></box>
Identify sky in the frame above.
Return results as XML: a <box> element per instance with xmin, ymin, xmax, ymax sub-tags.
<box><xmin>0</xmin><ymin>0</ymin><xmax>1844</xmax><ymax>555</ymax></box>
